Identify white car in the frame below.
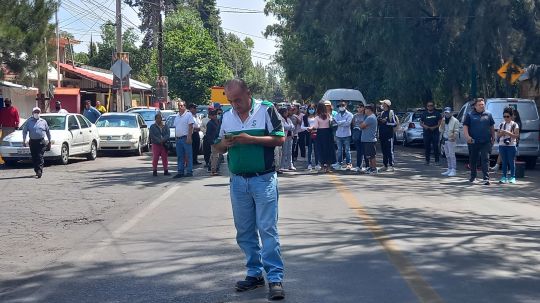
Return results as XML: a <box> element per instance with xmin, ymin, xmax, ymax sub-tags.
<box><xmin>0</xmin><ymin>113</ymin><xmax>99</xmax><ymax>165</ymax></box>
<box><xmin>96</xmin><ymin>113</ymin><xmax>150</xmax><ymax>156</ymax></box>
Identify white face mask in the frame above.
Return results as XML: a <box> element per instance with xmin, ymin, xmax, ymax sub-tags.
<box><xmin>339</xmin><ymin>107</ymin><xmax>346</xmax><ymax>112</ymax></box>
<box><xmin>33</xmin><ymin>113</ymin><xmax>40</xmax><ymax>119</ymax></box>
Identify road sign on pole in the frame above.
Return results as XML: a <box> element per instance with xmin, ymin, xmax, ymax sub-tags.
<box><xmin>497</xmin><ymin>61</ymin><xmax>524</xmax><ymax>84</ymax></box>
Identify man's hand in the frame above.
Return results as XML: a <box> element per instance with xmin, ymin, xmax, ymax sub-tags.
<box><xmin>47</xmin><ymin>142</ymin><xmax>51</xmax><ymax>150</ymax></box>
<box><xmin>186</xmin><ymin>138</ymin><xmax>192</xmax><ymax>145</ymax></box>
<box><xmin>232</xmin><ymin>132</ymin><xmax>254</xmax><ymax>145</ymax></box>
<box><xmin>466</xmin><ymin>136</ymin><xmax>473</xmax><ymax>144</ymax></box>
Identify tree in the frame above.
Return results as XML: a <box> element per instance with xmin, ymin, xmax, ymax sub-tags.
<box><xmin>221</xmin><ymin>34</ymin><xmax>254</xmax><ymax>78</ymax></box>
<box><xmin>163</xmin><ymin>8</ymin><xmax>231</xmax><ymax>103</ymax></box>
<box><xmin>0</xmin><ymin>0</ymin><xmax>55</xmax><ymax>82</ymax></box>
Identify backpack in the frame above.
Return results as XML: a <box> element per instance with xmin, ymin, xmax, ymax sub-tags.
<box><xmin>389</xmin><ymin>110</ymin><xmax>400</xmax><ymax>133</ymax></box>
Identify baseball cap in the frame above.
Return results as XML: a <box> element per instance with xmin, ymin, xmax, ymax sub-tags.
<box><xmin>379</xmin><ymin>99</ymin><xmax>391</xmax><ymax>107</ymax></box>
<box><xmin>32</xmin><ymin>107</ymin><xmax>41</xmax><ymax>113</ymax></box>
<box><xmin>444</xmin><ymin>107</ymin><xmax>452</xmax><ymax>113</ymax></box>
<box><xmin>323</xmin><ymin>100</ymin><xmax>331</xmax><ymax>106</ymax></box>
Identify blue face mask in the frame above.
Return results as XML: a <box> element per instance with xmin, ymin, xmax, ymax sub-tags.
<box><xmin>308</xmin><ymin>109</ymin><xmax>315</xmax><ymax>114</ymax></box>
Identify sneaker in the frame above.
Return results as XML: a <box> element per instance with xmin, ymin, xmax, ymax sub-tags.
<box><xmin>387</xmin><ymin>166</ymin><xmax>395</xmax><ymax>172</ymax></box>
<box><xmin>483</xmin><ymin>180</ymin><xmax>490</xmax><ymax>185</ymax></box>
<box><xmin>448</xmin><ymin>169</ymin><xmax>456</xmax><ymax>177</ymax></box>
<box><xmin>346</xmin><ymin>164</ymin><xmax>353</xmax><ymax>170</ymax></box>
<box><xmin>499</xmin><ymin>177</ymin><xmax>507</xmax><ymax>184</ymax></box>
<box><xmin>489</xmin><ymin>164</ymin><xmax>499</xmax><ymax>172</ymax></box>
<box><xmin>307</xmin><ymin>164</ymin><xmax>313</xmax><ymax>170</ymax></box>
<box><xmin>315</xmin><ymin>165</ymin><xmax>322</xmax><ymax>171</ymax></box>
<box><xmin>289</xmin><ymin>165</ymin><xmax>297</xmax><ymax>171</ymax></box>
<box><xmin>268</xmin><ymin>282</ymin><xmax>285</xmax><ymax>301</ymax></box>
<box><xmin>235</xmin><ymin>276</ymin><xmax>265</xmax><ymax>292</ymax></box>
<box><xmin>441</xmin><ymin>169</ymin><xmax>450</xmax><ymax>176</ymax></box>
<box><xmin>381</xmin><ymin>166</ymin><xmax>388</xmax><ymax>171</ymax></box>
<box><xmin>508</xmin><ymin>177</ymin><xmax>516</xmax><ymax>184</ymax></box>
<box><xmin>469</xmin><ymin>177</ymin><xmax>475</xmax><ymax>183</ymax></box>
<box><xmin>164</xmin><ymin>170</ymin><xmax>171</xmax><ymax>176</ymax></box>
<box><xmin>185</xmin><ymin>172</ymin><xmax>193</xmax><ymax>177</ymax></box>
<box><xmin>173</xmin><ymin>173</ymin><xmax>184</xmax><ymax>179</ymax></box>
<box><xmin>153</xmin><ymin>170</ymin><xmax>158</xmax><ymax>177</ymax></box>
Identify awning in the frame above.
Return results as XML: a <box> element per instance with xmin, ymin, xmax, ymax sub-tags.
<box><xmin>54</xmin><ymin>87</ymin><xmax>80</xmax><ymax>95</ymax></box>
<box><xmin>0</xmin><ymin>80</ymin><xmax>38</xmax><ymax>90</ymax></box>
<box><xmin>58</xmin><ymin>63</ymin><xmax>152</xmax><ymax>91</ymax></box>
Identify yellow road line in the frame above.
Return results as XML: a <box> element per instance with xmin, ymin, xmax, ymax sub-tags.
<box><xmin>329</xmin><ymin>174</ymin><xmax>445</xmax><ymax>303</ymax></box>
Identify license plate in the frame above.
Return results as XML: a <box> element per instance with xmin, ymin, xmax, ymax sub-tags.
<box><xmin>17</xmin><ymin>148</ymin><xmax>30</xmax><ymax>155</ymax></box>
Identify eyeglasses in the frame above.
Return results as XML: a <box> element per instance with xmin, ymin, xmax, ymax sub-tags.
<box><xmin>503</xmin><ymin>115</ymin><xmax>511</xmax><ymax>118</ymax></box>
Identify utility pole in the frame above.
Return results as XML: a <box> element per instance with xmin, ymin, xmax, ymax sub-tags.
<box><xmin>56</xmin><ymin>1</ymin><xmax>61</xmax><ymax>88</ymax></box>
<box><xmin>158</xmin><ymin>0</ymin><xmax>163</xmax><ymax>78</ymax></box>
<box><xmin>115</xmin><ymin>0</ymin><xmax>123</xmax><ymax>111</ymax></box>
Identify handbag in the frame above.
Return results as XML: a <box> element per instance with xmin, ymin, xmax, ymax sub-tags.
<box><xmin>310</xmin><ymin>131</ymin><xmax>317</xmax><ymax>140</ymax></box>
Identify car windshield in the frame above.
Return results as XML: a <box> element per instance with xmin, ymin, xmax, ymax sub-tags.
<box><xmin>412</xmin><ymin>111</ymin><xmax>424</xmax><ymax>122</ymax></box>
<box><xmin>96</xmin><ymin>116</ymin><xmax>138</xmax><ymax>128</ymax></box>
<box><xmin>132</xmin><ymin>110</ymin><xmax>158</xmax><ymax>122</ymax></box>
<box><xmin>21</xmin><ymin>116</ymin><xmax>66</xmax><ymax>130</ymax></box>
<box><xmin>488</xmin><ymin>102</ymin><xmax>539</xmax><ymax>121</ymax></box>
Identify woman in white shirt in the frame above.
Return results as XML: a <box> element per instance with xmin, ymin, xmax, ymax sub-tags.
<box><xmin>278</xmin><ymin>107</ymin><xmax>295</xmax><ymax>172</ymax></box>
<box><xmin>302</xmin><ymin>103</ymin><xmax>319</xmax><ymax>170</ymax></box>
<box><xmin>497</xmin><ymin>107</ymin><xmax>520</xmax><ymax>184</ymax></box>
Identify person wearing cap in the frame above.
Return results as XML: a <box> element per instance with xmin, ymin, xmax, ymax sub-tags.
<box><xmin>95</xmin><ymin>101</ymin><xmax>107</xmax><ymax>114</ymax></box>
<box><xmin>334</xmin><ymin>100</ymin><xmax>354</xmax><ymax>170</ymax></box>
<box><xmin>0</xmin><ymin>98</ymin><xmax>20</xmax><ymax>141</ymax></box>
<box><xmin>420</xmin><ymin>100</ymin><xmax>443</xmax><ymax>166</ymax></box>
<box><xmin>22</xmin><ymin>107</ymin><xmax>51</xmax><ymax>178</ymax></box>
<box><xmin>54</xmin><ymin>101</ymin><xmax>68</xmax><ymax>114</ymax></box>
<box><xmin>377</xmin><ymin>99</ymin><xmax>399</xmax><ymax>172</ymax></box>
<box><xmin>440</xmin><ymin>107</ymin><xmax>459</xmax><ymax>177</ymax></box>
<box><xmin>83</xmin><ymin>100</ymin><xmax>101</xmax><ymax>123</ymax></box>
<box><xmin>352</xmin><ymin>103</ymin><xmax>367</xmax><ymax>171</ymax></box>
<box><xmin>214</xmin><ymin>79</ymin><xmax>285</xmax><ymax>300</ymax></box>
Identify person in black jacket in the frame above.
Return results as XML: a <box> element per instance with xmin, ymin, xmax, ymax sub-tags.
<box><xmin>205</xmin><ymin>110</ymin><xmax>221</xmax><ymax>175</ymax></box>
<box><xmin>420</xmin><ymin>101</ymin><xmax>443</xmax><ymax>166</ymax></box>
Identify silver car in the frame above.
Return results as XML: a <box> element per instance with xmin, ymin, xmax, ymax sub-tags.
<box><xmin>454</xmin><ymin>98</ymin><xmax>539</xmax><ymax>168</ymax></box>
<box><xmin>401</xmin><ymin>110</ymin><xmax>426</xmax><ymax>146</ymax></box>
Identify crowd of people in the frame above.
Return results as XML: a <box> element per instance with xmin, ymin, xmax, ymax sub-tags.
<box><xmin>158</xmin><ymin>96</ymin><xmax>522</xmax><ymax>186</ymax></box>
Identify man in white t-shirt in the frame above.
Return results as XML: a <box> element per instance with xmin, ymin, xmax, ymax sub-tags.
<box><xmin>173</xmin><ymin>101</ymin><xmax>194</xmax><ymax>178</ymax></box>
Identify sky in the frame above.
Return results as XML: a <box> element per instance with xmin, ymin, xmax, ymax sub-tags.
<box><xmin>58</xmin><ymin>0</ymin><xmax>279</xmax><ymax>66</ymax></box>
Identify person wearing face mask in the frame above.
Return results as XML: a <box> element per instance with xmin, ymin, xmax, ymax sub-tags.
<box><xmin>54</xmin><ymin>101</ymin><xmax>68</xmax><ymax>114</ymax></box>
<box><xmin>0</xmin><ymin>98</ymin><xmax>20</xmax><ymax>141</ymax></box>
<box><xmin>22</xmin><ymin>107</ymin><xmax>51</xmax><ymax>178</ymax></box>
<box><xmin>377</xmin><ymin>99</ymin><xmax>398</xmax><ymax>172</ymax></box>
<box><xmin>149</xmin><ymin>112</ymin><xmax>171</xmax><ymax>176</ymax></box>
<box><xmin>352</xmin><ymin>104</ymin><xmax>367</xmax><ymax>171</ymax></box>
<box><xmin>333</xmin><ymin>100</ymin><xmax>354</xmax><ymax>170</ymax></box>
<box><xmin>440</xmin><ymin>107</ymin><xmax>459</xmax><ymax>177</ymax></box>
<box><xmin>302</xmin><ymin>103</ymin><xmax>319</xmax><ymax>171</ymax></box>
<box><xmin>497</xmin><ymin>107</ymin><xmax>520</xmax><ymax>184</ymax></box>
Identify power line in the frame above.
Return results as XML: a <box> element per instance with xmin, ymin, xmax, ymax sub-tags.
<box><xmin>220</xmin><ymin>10</ymin><xmax>264</xmax><ymax>14</ymax></box>
<box><xmin>217</xmin><ymin>5</ymin><xmax>263</xmax><ymax>13</ymax></box>
<box><xmin>223</xmin><ymin>27</ymin><xmax>276</xmax><ymax>42</ymax></box>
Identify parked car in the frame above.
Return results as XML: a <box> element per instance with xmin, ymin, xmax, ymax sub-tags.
<box><xmin>130</xmin><ymin>109</ymin><xmax>175</xmax><ymax>128</ymax></box>
<box><xmin>394</xmin><ymin>112</ymin><xmax>408</xmax><ymax>143</ymax></box>
<box><xmin>125</xmin><ymin>106</ymin><xmax>158</xmax><ymax>112</ymax></box>
<box><xmin>95</xmin><ymin>113</ymin><xmax>150</xmax><ymax>156</ymax></box>
<box><xmin>455</xmin><ymin>98</ymin><xmax>539</xmax><ymax>168</ymax></box>
<box><xmin>321</xmin><ymin>88</ymin><xmax>366</xmax><ymax>112</ymax></box>
<box><xmin>401</xmin><ymin>110</ymin><xmax>426</xmax><ymax>146</ymax></box>
<box><xmin>0</xmin><ymin>113</ymin><xmax>99</xmax><ymax>165</ymax></box>
<box><xmin>165</xmin><ymin>115</ymin><xmax>204</xmax><ymax>155</ymax></box>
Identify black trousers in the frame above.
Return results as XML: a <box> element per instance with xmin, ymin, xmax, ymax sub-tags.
<box><xmin>297</xmin><ymin>131</ymin><xmax>307</xmax><ymax>158</ymax></box>
<box><xmin>292</xmin><ymin>136</ymin><xmax>299</xmax><ymax>160</ymax></box>
<box><xmin>423</xmin><ymin>130</ymin><xmax>440</xmax><ymax>163</ymax></box>
<box><xmin>192</xmin><ymin>132</ymin><xmax>200</xmax><ymax>162</ymax></box>
<box><xmin>29</xmin><ymin>139</ymin><xmax>46</xmax><ymax>174</ymax></box>
<box><xmin>380</xmin><ymin>136</ymin><xmax>394</xmax><ymax>167</ymax></box>
<box><xmin>468</xmin><ymin>142</ymin><xmax>491</xmax><ymax>180</ymax></box>
<box><xmin>202</xmin><ymin>136</ymin><xmax>212</xmax><ymax>165</ymax></box>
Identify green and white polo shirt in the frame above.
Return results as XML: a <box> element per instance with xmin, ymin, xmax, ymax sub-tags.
<box><xmin>216</xmin><ymin>98</ymin><xmax>284</xmax><ymax>174</ymax></box>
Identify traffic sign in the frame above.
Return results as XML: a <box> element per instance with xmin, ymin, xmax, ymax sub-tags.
<box><xmin>111</xmin><ymin>60</ymin><xmax>132</xmax><ymax>79</ymax></box>
<box><xmin>497</xmin><ymin>61</ymin><xmax>524</xmax><ymax>84</ymax></box>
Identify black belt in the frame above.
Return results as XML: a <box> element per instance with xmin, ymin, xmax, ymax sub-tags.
<box><xmin>235</xmin><ymin>168</ymin><xmax>276</xmax><ymax>178</ymax></box>
<box><xmin>176</xmin><ymin>136</ymin><xmax>187</xmax><ymax>139</ymax></box>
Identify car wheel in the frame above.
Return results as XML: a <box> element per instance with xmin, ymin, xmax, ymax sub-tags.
<box><xmin>524</xmin><ymin>157</ymin><xmax>537</xmax><ymax>169</ymax></box>
<box><xmin>86</xmin><ymin>141</ymin><xmax>97</xmax><ymax>161</ymax></box>
<box><xmin>58</xmin><ymin>143</ymin><xmax>69</xmax><ymax>165</ymax></box>
<box><xmin>135</xmin><ymin>140</ymin><xmax>143</xmax><ymax>156</ymax></box>
<box><xmin>403</xmin><ymin>135</ymin><xmax>410</xmax><ymax>147</ymax></box>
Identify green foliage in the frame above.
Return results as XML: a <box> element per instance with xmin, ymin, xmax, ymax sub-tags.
<box><xmin>0</xmin><ymin>0</ymin><xmax>55</xmax><ymax>81</ymax></box>
<box><xmin>163</xmin><ymin>8</ymin><xmax>231</xmax><ymax>103</ymax></box>
<box><xmin>222</xmin><ymin>34</ymin><xmax>254</xmax><ymax>78</ymax></box>
<box><xmin>265</xmin><ymin>0</ymin><xmax>540</xmax><ymax>109</ymax></box>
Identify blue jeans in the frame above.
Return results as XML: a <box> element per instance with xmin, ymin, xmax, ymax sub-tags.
<box><xmin>336</xmin><ymin>136</ymin><xmax>351</xmax><ymax>164</ymax></box>
<box><xmin>230</xmin><ymin>172</ymin><xmax>284</xmax><ymax>282</ymax></box>
<box><xmin>176</xmin><ymin>137</ymin><xmax>193</xmax><ymax>174</ymax></box>
<box><xmin>499</xmin><ymin>145</ymin><xmax>517</xmax><ymax>178</ymax></box>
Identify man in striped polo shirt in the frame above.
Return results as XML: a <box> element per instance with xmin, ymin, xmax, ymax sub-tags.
<box><xmin>214</xmin><ymin>79</ymin><xmax>286</xmax><ymax>301</ymax></box>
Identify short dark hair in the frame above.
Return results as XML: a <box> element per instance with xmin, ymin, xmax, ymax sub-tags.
<box><xmin>187</xmin><ymin>103</ymin><xmax>197</xmax><ymax>110</ymax></box>
<box><xmin>208</xmin><ymin>109</ymin><xmax>217</xmax><ymax>116</ymax></box>
<box><xmin>224</xmin><ymin>78</ymin><xmax>250</xmax><ymax>92</ymax></box>
<box><xmin>365</xmin><ymin>104</ymin><xmax>375</xmax><ymax>112</ymax></box>
<box><xmin>503</xmin><ymin>107</ymin><xmax>514</xmax><ymax>116</ymax></box>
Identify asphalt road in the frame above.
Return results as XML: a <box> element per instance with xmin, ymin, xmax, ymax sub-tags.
<box><xmin>1</xmin><ymin>146</ymin><xmax>539</xmax><ymax>302</ymax></box>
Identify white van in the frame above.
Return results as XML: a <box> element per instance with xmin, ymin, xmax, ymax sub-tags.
<box><xmin>321</xmin><ymin>89</ymin><xmax>366</xmax><ymax>111</ymax></box>
<box><xmin>455</xmin><ymin>98</ymin><xmax>539</xmax><ymax>168</ymax></box>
